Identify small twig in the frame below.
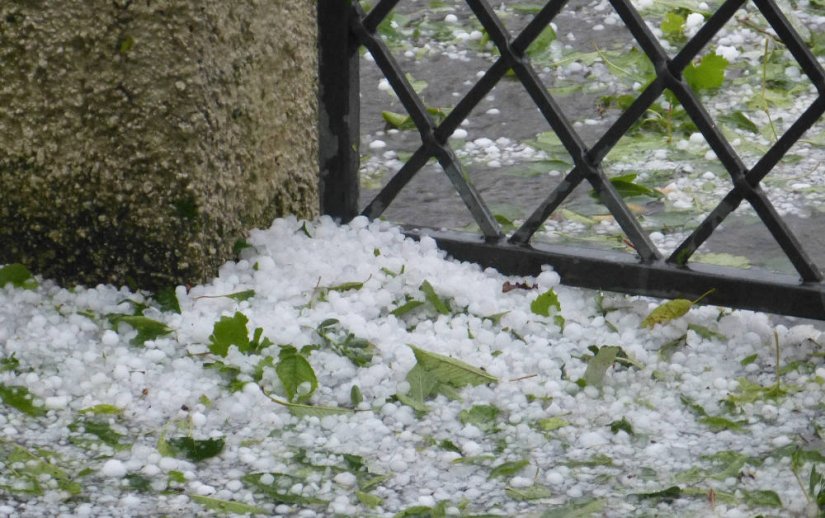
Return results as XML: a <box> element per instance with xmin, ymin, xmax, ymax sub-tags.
<box><xmin>509</xmin><ymin>373</ymin><xmax>538</xmax><ymax>382</ymax></box>
<box><xmin>594</xmin><ymin>43</ymin><xmax>633</xmax><ymax>79</ymax></box>
<box><xmin>737</xmin><ymin>16</ymin><xmax>783</xmax><ymax>44</ymax></box>
<box><xmin>761</xmin><ymin>37</ymin><xmax>779</xmax><ymax>143</ymax></box>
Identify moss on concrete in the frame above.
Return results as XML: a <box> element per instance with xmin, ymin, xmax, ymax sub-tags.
<box><xmin>0</xmin><ymin>1</ymin><xmax>318</xmax><ymax>289</ymax></box>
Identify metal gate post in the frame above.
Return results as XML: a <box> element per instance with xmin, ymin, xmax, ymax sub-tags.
<box><xmin>318</xmin><ymin>1</ymin><xmax>361</xmax><ymax>222</ymax></box>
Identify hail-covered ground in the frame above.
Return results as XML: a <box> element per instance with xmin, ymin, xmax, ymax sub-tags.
<box><xmin>0</xmin><ymin>216</ymin><xmax>823</xmax><ymax>517</ymax></box>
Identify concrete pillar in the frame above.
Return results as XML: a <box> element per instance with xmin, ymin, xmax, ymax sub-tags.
<box><xmin>0</xmin><ymin>1</ymin><xmax>318</xmax><ymax>289</ymax></box>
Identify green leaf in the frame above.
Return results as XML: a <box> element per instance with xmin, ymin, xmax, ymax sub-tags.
<box><xmin>109</xmin><ymin>315</ymin><xmax>172</xmax><ymax>346</ymax></box>
<box><xmin>632</xmin><ymin>486</ymin><xmax>682</xmax><ymax>501</ymax></box>
<box><xmin>79</xmin><ymin>404</ymin><xmax>123</xmax><ymax>415</ymax></box>
<box><xmin>382</xmin><ymin>111</ymin><xmax>414</xmax><ymax>130</ymax></box>
<box><xmin>168</xmin><ymin>470</ymin><xmax>186</xmax><ymax>484</ymax></box>
<box><xmin>233</xmin><ymin>239</ymin><xmax>252</xmax><ymax>254</ymax></box>
<box><xmin>419</xmin><ymin>280</ymin><xmax>451</xmax><ymax>315</ymax></box>
<box><xmin>535</xmin><ymin>417</ymin><xmax>570</xmax><ymax>432</ymax></box>
<box><xmin>684</xmin><ymin>53</ymin><xmax>728</xmax><ymax>92</ymax></box>
<box><xmin>328</xmin><ymin>281</ymin><xmax>365</xmax><ymax>292</ymax></box>
<box><xmin>0</xmin><ymin>354</ymin><xmax>20</xmax><ymax>373</ymax></box>
<box><xmin>680</xmin><ymin>394</ymin><xmax>708</xmax><ymax>416</ymax></box>
<box><xmin>686</xmin><ymin>323</ymin><xmax>725</xmax><ymax>341</ymax></box>
<box><xmin>740</xmin><ymin>353</ymin><xmax>759</xmax><ymax>366</ymax></box>
<box><xmin>559</xmin><ymin>208</ymin><xmax>596</xmax><ymax>226</ymax></box>
<box><xmin>276</xmin><ymin>346</ymin><xmax>318</xmax><ymax>403</ymax></box>
<box><xmin>208</xmin><ymin>312</ymin><xmax>249</xmax><ymax>356</ymax></box>
<box><xmin>126</xmin><ymin>473</ymin><xmax>152</xmax><ymax>492</ymax></box>
<box><xmin>409</xmin><ymin>345</ymin><xmax>498</xmax><ymax>387</ymax></box>
<box><xmin>725</xmin><ymin>377</ymin><xmax>792</xmax><ymax>405</ymax></box>
<box><xmin>592</xmin><ymin>173</ymin><xmax>661</xmax><ymax>199</ymax></box>
<box><xmin>641</xmin><ymin>289</ymin><xmax>714</xmax><ymax>329</ymax></box>
<box><xmin>694</xmin><ymin>252</ymin><xmax>750</xmax><ymax>268</ymax></box>
<box><xmin>661</xmin><ymin>12</ymin><xmax>685</xmax><ymax>40</ymax></box>
<box><xmin>810</xmin><ymin>465</ymin><xmax>824</xmax><ymax>499</ymax></box>
<box><xmin>531</xmin><ymin>288</ymin><xmax>561</xmax><ymax>317</ymax></box>
<box><xmin>658</xmin><ymin>335</ymin><xmax>687</xmax><ymax>360</ymax></box>
<box><xmin>191</xmin><ymin>495</ymin><xmax>267</xmax><ymax>515</ymax></box>
<box><xmin>483</xmin><ymin>311</ymin><xmax>509</xmax><ymax>325</ymax></box>
<box><xmin>0</xmin><ymin>443</ymin><xmax>82</xmax><ymax>496</ymax></box>
<box><xmin>0</xmin><ymin>263</ymin><xmax>37</xmax><ymax>289</ymax></box>
<box><xmin>698</xmin><ymin>415</ymin><xmax>745</xmax><ymax>432</ymax></box>
<box><xmin>356</xmin><ymin>490</ymin><xmax>383</xmax><ymax>507</ymax></box>
<box><xmin>459</xmin><ymin>405</ymin><xmax>500</xmax><ymax>433</ymax></box>
<box><xmin>68</xmin><ymin>417</ymin><xmax>131</xmax><ymax>450</ymax></box>
<box><xmin>582</xmin><ymin>345</ymin><xmax>620</xmax><ymax>388</ymax></box>
<box><xmin>280</xmin><ymin>399</ymin><xmax>352</xmax><ymax>417</ymax></box>
<box><xmin>359</xmin><ymin>473</ymin><xmax>392</xmax><ymax>492</ymax></box>
<box><xmin>742</xmin><ymin>489</ymin><xmax>782</xmax><ymax>508</ymax></box>
<box><xmin>226</xmin><ymin>289</ymin><xmax>256</xmax><ymax>301</ymax></box>
<box><xmin>154</xmin><ymin>287</ymin><xmax>181</xmax><ymax>313</ymax></box>
<box><xmin>609</xmin><ymin>175</ymin><xmax>662</xmax><ymax>199</ymax></box>
<box><xmin>0</xmin><ymin>384</ymin><xmax>46</xmax><ymax>416</ymax></box>
<box><xmin>395</xmin><ymin>392</ymin><xmax>430</xmax><ymax>413</ymax></box>
<box><xmin>526</xmin><ymin>26</ymin><xmax>556</xmax><ymax>58</ymax></box>
<box><xmin>438</xmin><ymin>439</ymin><xmax>462</xmax><ymax>454</ymax></box>
<box><xmin>165</xmin><ymin>437</ymin><xmax>225</xmax><ymax>462</ymax></box>
<box><xmin>452</xmin><ymin>454</ymin><xmax>497</xmax><ymax>465</ymax></box>
<box><xmin>404</xmin><ymin>364</ymin><xmax>438</xmax><ymax>407</ymax></box>
<box><xmin>701</xmin><ymin>450</ymin><xmax>753</xmax><ymax>480</ymax></box>
<box><xmin>391</xmin><ymin>300</ymin><xmax>425</xmax><ymax>316</ymax></box>
<box><xmin>609</xmin><ymin>417</ymin><xmax>634</xmax><ymax>435</ymax></box>
<box><xmin>541</xmin><ymin>497</ymin><xmax>605</xmax><ymax>517</ymax></box>
<box><xmin>506</xmin><ymin>484</ymin><xmax>553</xmax><ymax>500</ymax></box>
<box><xmin>336</xmin><ymin>335</ymin><xmax>376</xmax><ymax>367</ymax></box>
<box><xmin>157</xmin><ymin>435</ymin><xmax>174</xmax><ymax>457</ymax></box>
<box><xmin>350</xmin><ymin>385</ymin><xmax>363</xmax><ymax>406</ymax></box>
<box><xmin>641</xmin><ymin>299</ymin><xmax>693</xmax><ymax>328</ymax></box>
<box><xmin>405</xmin><ymin>73</ymin><xmax>428</xmax><ymax>94</ymax></box>
<box><xmin>489</xmin><ymin>459</ymin><xmax>530</xmax><ymax>479</ymax></box>
<box><xmin>719</xmin><ymin>111</ymin><xmax>759</xmax><ymax>133</ymax></box>
<box><xmin>342</xmin><ymin>453</ymin><xmax>365</xmax><ymax>472</ymax></box>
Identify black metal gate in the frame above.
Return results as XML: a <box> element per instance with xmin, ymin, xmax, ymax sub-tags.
<box><xmin>317</xmin><ymin>0</ymin><xmax>825</xmax><ymax>320</ymax></box>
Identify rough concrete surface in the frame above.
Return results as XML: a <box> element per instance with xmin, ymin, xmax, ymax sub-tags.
<box><xmin>0</xmin><ymin>1</ymin><xmax>318</xmax><ymax>289</ymax></box>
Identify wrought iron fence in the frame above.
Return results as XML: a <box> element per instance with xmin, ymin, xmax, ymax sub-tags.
<box><xmin>317</xmin><ymin>0</ymin><xmax>825</xmax><ymax>320</ymax></box>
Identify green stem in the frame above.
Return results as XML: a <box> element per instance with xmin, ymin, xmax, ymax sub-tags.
<box><xmin>774</xmin><ymin>329</ymin><xmax>781</xmax><ymax>387</ymax></box>
<box><xmin>594</xmin><ymin>44</ymin><xmax>633</xmax><ymax>79</ymax></box>
<box><xmin>761</xmin><ymin>37</ymin><xmax>778</xmax><ymax>142</ymax></box>
<box><xmin>791</xmin><ymin>463</ymin><xmax>813</xmax><ymax>506</ymax></box>
<box><xmin>691</xmin><ymin>288</ymin><xmax>716</xmax><ymax>305</ymax></box>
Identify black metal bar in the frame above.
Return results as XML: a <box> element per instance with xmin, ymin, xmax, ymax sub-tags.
<box><xmin>512</xmin><ymin>74</ymin><xmax>668</xmax><ymax>244</ymax></box>
<box><xmin>432</xmin><ymin>146</ymin><xmax>502</xmax><ymax>239</ymax></box>
<box><xmin>434</xmin><ymin>0</ymin><xmax>571</xmax><ymax>143</ymax></box>
<box><xmin>352</xmin><ymin>2</ymin><xmax>502</xmax><ymax>238</ymax></box>
<box><xmin>746</xmin><ymin>188</ymin><xmax>823</xmax><ymax>281</ymax></box>
<box><xmin>670</xmin><ymin>97</ymin><xmax>825</xmax><ymax>278</ymax></box>
<box><xmin>363</xmin><ymin>0</ymin><xmax>403</xmax><ymax>34</ymax></box>
<box><xmin>469</xmin><ymin>0</ymin><xmax>659</xmax><ymax>261</ymax></box>
<box><xmin>362</xmin><ymin>145</ymin><xmax>434</xmax><ymax>220</ymax></box>
<box><xmin>410</xmin><ymin>229</ymin><xmax>825</xmax><ymax>320</ymax></box>
<box><xmin>318</xmin><ymin>0</ymin><xmax>360</xmax><ymax>222</ymax></box>
<box><xmin>351</xmin><ymin>4</ymin><xmax>435</xmax><ymax>141</ymax></box>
